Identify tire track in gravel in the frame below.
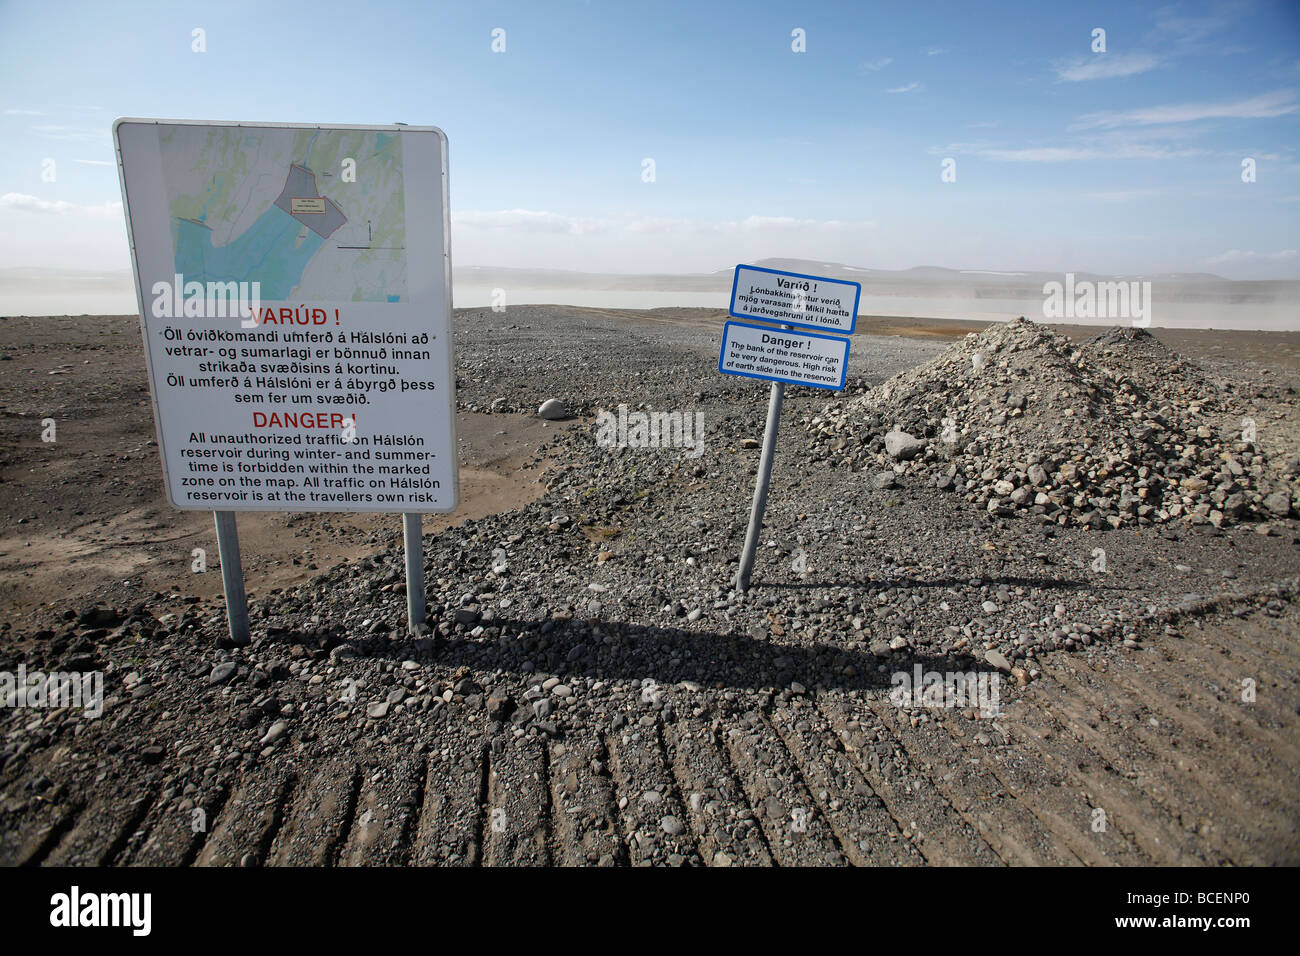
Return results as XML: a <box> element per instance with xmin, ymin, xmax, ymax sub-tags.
<box><xmin>766</xmin><ymin>698</ymin><xmax>924</xmax><ymax>866</ymax></box>
<box><xmin>1037</xmin><ymin>661</ymin><xmax>1285</xmax><ymax>855</ymax></box>
<box><xmin>122</xmin><ymin>780</ymin><xmax>231</xmax><ymax>866</ymax></box>
<box><xmin>720</xmin><ymin>705</ymin><xmax>847</xmax><ymax>866</ymax></box>
<box><xmin>1059</xmin><ymin>649</ymin><xmax>1300</xmax><ymax>804</ymax></box>
<box><xmin>548</xmin><ymin>732</ymin><xmax>626</xmax><ymax>866</ymax></box>
<box><xmin>267</xmin><ymin>758</ymin><xmax>359</xmax><ymax>866</ymax></box>
<box><xmin>853</xmin><ymin>693</ymin><xmax>1081</xmax><ymax>866</ymax></box>
<box><xmin>5</xmin><ymin>798</ymin><xmax>83</xmax><ymax>867</ymax></box>
<box><xmin>818</xmin><ymin>695</ymin><xmax>1003</xmax><ymax>865</ymax></box>
<box><xmin>931</xmin><ymin>708</ymin><xmax>1150</xmax><ymax>866</ymax></box>
<box><xmin>605</xmin><ymin>718</ymin><xmax>700</xmax><ymax>866</ymax></box>
<box><xmin>1136</xmin><ymin>645</ymin><xmax>1300</xmax><ymax>765</ymax></box>
<box><xmin>341</xmin><ymin>752</ymin><xmax>425</xmax><ymax>866</ymax></box>
<box><xmin>411</xmin><ymin>739</ymin><xmax>485</xmax><ymax>866</ymax></box>
<box><xmin>485</xmin><ymin>737</ymin><xmax>551</xmax><ymax>866</ymax></box>
<box><xmin>1042</xmin><ymin>655</ymin><xmax>1297</xmax><ymax>861</ymax></box>
<box><xmin>663</xmin><ymin>717</ymin><xmax>774</xmax><ymax>866</ymax></box>
<box><xmin>194</xmin><ymin>771</ymin><xmax>295</xmax><ymax>867</ymax></box>
<box><xmin>1161</xmin><ymin>615</ymin><xmax>1300</xmax><ymax>739</ymax></box>
<box><xmin>44</xmin><ymin>788</ymin><xmax>155</xmax><ymax>866</ymax></box>
<box><xmin>997</xmin><ymin>690</ymin><xmax>1224</xmax><ymax>864</ymax></box>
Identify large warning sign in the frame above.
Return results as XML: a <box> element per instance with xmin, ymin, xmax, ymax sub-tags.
<box><xmin>114</xmin><ymin>119</ymin><xmax>458</xmax><ymax>512</ymax></box>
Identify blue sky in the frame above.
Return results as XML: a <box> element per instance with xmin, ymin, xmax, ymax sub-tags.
<box><xmin>1</xmin><ymin>0</ymin><xmax>1298</xmax><ymax>278</ymax></box>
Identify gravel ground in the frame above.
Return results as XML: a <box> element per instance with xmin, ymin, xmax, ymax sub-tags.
<box><xmin>1</xmin><ymin>305</ymin><xmax>1297</xmax><ymax>866</ymax></box>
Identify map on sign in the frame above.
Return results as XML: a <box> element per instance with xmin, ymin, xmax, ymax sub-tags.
<box><xmin>159</xmin><ymin>124</ymin><xmax>407</xmax><ymax>302</ymax></box>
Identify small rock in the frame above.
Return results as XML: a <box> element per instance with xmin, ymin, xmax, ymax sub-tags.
<box><xmin>209</xmin><ymin>662</ymin><xmax>237</xmax><ymax>685</ymax></box>
<box><xmin>486</xmin><ymin>687</ymin><xmax>514</xmax><ymax>721</ymax></box>
<box><xmin>260</xmin><ymin>720</ymin><xmax>287</xmax><ymax>745</ymax></box>
<box><xmin>1262</xmin><ymin>491</ymin><xmax>1291</xmax><ymax>517</ymax></box>
<box><xmin>985</xmin><ymin>650</ymin><xmax>1012</xmax><ymax>673</ymax></box>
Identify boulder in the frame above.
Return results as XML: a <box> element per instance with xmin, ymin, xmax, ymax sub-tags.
<box><xmin>884</xmin><ymin>430</ymin><xmax>924</xmax><ymax>461</ymax></box>
<box><xmin>538</xmin><ymin>398</ymin><xmax>568</xmax><ymax>420</ymax></box>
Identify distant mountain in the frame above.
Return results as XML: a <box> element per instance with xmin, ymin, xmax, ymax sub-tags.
<box><xmin>458</xmin><ymin>259</ymin><xmax>1239</xmax><ymax>288</ymax></box>
<box><xmin>733</xmin><ymin>258</ymin><xmax>1232</xmax><ymax>284</ymax></box>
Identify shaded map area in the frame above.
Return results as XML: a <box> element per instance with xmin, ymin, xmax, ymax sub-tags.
<box><xmin>274</xmin><ymin>164</ymin><xmax>347</xmax><ymax>239</ymax></box>
<box><xmin>173</xmin><ymin>209</ymin><xmax>325</xmax><ymax>301</ymax></box>
<box><xmin>159</xmin><ymin>125</ymin><xmax>407</xmax><ymax>302</ymax></box>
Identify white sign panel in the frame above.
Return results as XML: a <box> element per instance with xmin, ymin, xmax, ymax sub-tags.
<box><xmin>114</xmin><ymin>119</ymin><xmax>458</xmax><ymax>512</ymax></box>
<box><xmin>718</xmin><ymin>321</ymin><xmax>849</xmax><ymax>390</ymax></box>
<box><xmin>729</xmin><ymin>264</ymin><xmax>860</xmax><ymax>334</ymax></box>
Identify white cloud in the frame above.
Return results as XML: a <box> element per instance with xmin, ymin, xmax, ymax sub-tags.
<box><xmin>30</xmin><ymin>124</ymin><xmax>109</xmax><ymax>142</ymax></box>
<box><xmin>1054</xmin><ymin>52</ymin><xmax>1161</xmax><ymax>82</ymax></box>
<box><xmin>860</xmin><ymin>57</ymin><xmax>892</xmax><ymax>71</ymax></box>
<box><xmin>887</xmin><ymin>82</ymin><xmax>921</xmax><ymax>94</ymax></box>
<box><xmin>0</xmin><ymin>193</ymin><xmax>123</xmax><ymax>218</ymax></box>
<box><xmin>1073</xmin><ymin>89</ymin><xmax>1300</xmax><ymax>129</ymax></box>
<box><xmin>1205</xmin><ymin>249</ymin><xmax>1299</xmax><ymax>265</ymax></box>
<box><xmin>1153</xmin><ymin>9</ymin><xmax>1231</xmax><ymax>50</ymax></box>
<box><xmin>73</xmin><ymin>159</ymin><xmax>113</xmax><ymax>167</ymax></box>
<box><xmin>1087</xmin><ymin>188</ymin><xmax>1165</xmax><ymax>202</ymax></box>
<box><xmin>739</xmin><ymin>215</ymin><xmax>814</xmax><ymax>230</ymax></box>
<box><xmin>982</xmin><ymin>146</ymin><xmax>1108</xmax><ymax>162</ymax></box>
<box><xmin>453</xmin><ymin>209</ymin><xmax>874</xmax><ymax>237</ymax></box>
<box><xmin>926</xmin><ymin>47</ymin><xmax>946</xmax><ymax>56</ymax></box>
<box><xmin>937</xmin><ymin>142</ymin><xmax>1202</xmax><ymax>162</ymax></box>
<box><xmin>4</xmin><ymin>108</ymin><xmax>43</xmax><ymax>116</ymax></box>
<box><xmin>452</xmin><ymin>209</ymin><xmax>607</xmax><ymax>234</ymax></box>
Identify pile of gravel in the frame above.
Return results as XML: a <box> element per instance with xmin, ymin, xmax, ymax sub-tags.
<box><xmin>806</xmin><ymin>317</ymin><xmax>1298</xmax><ymax>529</ymax></box>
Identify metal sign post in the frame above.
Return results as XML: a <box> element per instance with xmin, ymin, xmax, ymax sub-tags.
<box><xmin>213</xmin><ymin>510</ymin><xmax>250</xmax><ymax>645</ymax></box>
<box><xmin>719</xmin><ymin>264</ymin><xmax>861</xmax><ymax>592</ymax></box>
<box><xmin>735</xmin><ymin>380</ymin><xmax>784</xmax><ymax>592</ymax></box>
<box><xmin>403</xmin><ymin>513</ymin><xmax>427</xmax><ymax>633</ymax></box>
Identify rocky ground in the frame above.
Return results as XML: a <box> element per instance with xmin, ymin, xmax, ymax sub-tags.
<box><xmin>1</xmin><ymin>305</ymin><xmax>1298</xmax><ymax>866</ymax></box>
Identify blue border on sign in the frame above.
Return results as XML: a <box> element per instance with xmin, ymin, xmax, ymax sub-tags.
<box><xmin>728</xmin><ymin>264</ymin><xmax>860</xmax><ymax>335</ymax></box>
<box><xmin>718</xmin><ymin>320</ymin><xmax>850</xmax><ymax>391</ymax></box>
